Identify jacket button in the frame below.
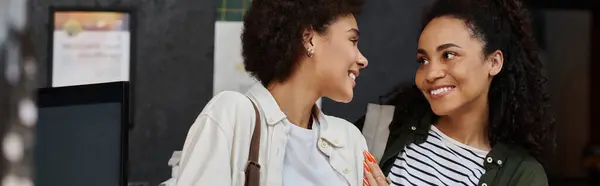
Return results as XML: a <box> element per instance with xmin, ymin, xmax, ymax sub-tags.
<box><xmin>486</xmin><ymin>157</ymin><xmax>493</xmax><ymax>163</ymax></box>
<box><xmin>320</xmin><ymin>141</ymin><xmax>328</xmax><ymax>148</ymax></box>
<box><xmin>343</xmin><ymin>168</ymin><xmax>349</xmax><ymax>174</ymax></box>
<box><xmin>497</xmin><ymin>160</ymin><xmax>503</xmax><ymax>165</ymax></box>
<box><xmin>482</xmin><ymin>183</ymin><xmax>488</xmax><ymax>186</ymax></box>
<box><xmin>410</xmin><ymin>126</ymin><xmax>417</xmax><ymax>131</ymax></box>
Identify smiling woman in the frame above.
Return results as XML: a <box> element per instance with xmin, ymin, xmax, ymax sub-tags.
<box><xmin>356</xmin><ymin>0</ymin><xmax>555</xmax><ymax>185</ymax></box>
<box><xmin>176</xmin><ymin>0</ymin><xmax>370</xmax><ymax>186</ymax></box>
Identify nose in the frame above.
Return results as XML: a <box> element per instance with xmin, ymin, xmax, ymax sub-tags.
<box><xmin>357</xmin><ymin>51</ymin><xmax>368</xmax><ymax>69</ymax></box>
<box><xmin>425</xmin><ymin>63</ymin><xmax>446</xmax><ymax>82</ymax></box>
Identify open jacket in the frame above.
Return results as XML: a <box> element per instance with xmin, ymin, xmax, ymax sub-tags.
<box><xmin>176</xmin><ymin>83</ymin><xmax>368</xmax><ymax>186</ymax></box>
<box><xmin>355</xmin><ymin>103</ymin><xmax>549</xmax><ymax>186</ymax></box>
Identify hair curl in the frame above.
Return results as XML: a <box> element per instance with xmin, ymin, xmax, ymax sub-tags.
<box><xmin>383</xmin><ymin>0</ymin><xmax>555</xmax><ymax>162</ymax></box>
<box><xmin>242</xmin><ymin>0</ymin><xmax>363</xmax><ymax>86</ymax></box>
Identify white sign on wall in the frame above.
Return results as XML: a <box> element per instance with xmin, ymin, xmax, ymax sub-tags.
<box><xmin>51</xmin><ymin>10</ymin><xmax>131</xmax><ymax>87</ymax></box>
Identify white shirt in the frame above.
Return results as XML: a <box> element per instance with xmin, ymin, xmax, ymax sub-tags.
<box><xmin>389</xmin><ymin>125</ymin><xmax>488</xmax><ymax>186</ymax></box>
<box><xmin>282</xmin><ymin>119</ymin><xmax>348</xmax><ymax>186</ymax></box>
<box><xmin>176</xmin><ymin>83</ymin><xmax>368</xmax><ymax>186</ymax></box>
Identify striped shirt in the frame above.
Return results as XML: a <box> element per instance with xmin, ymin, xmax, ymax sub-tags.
<box><xmin>389</xmin><ymin>125</ymin><xmax>489</xmax><ymax>186</ymax></box>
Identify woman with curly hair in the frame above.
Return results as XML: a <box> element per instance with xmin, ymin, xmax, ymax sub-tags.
<box><xmin>358</xmin><ymin>0</ymin><xmax>555</xmax><ymax>185</ymax></box>
<box><xmin>176</xmin><ymin>0</ymin><xmax>369</xmax><ymax>185</ymax></box>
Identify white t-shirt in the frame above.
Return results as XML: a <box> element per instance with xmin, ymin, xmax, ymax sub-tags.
<box><xmin>282</xmin><ymin>119</ymin><xmax>348</xmax><ymax>186</ymax></box>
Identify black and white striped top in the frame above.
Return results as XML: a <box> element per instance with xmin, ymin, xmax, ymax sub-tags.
<box><xmin>389</xmin><ymin>125</ymin><xmax>489</xmax><ymax>186</ymax></box>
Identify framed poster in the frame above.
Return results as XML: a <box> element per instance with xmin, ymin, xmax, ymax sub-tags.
<box><xmin>48</xmin><ymin>7</ymin><xmax>135</xmax><ymax>87</ymax></box>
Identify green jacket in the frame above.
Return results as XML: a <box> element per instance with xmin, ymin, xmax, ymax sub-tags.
<box><xmin>355</xmin><ymin>114</ymin><xmax>549</xmax><ymax>186</ymax></box>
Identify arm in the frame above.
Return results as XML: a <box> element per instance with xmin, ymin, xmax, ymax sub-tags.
<box><xmin>176</xmin><ymin>114</ymin><xmax>232</xmax><ymax>186</ymax></box>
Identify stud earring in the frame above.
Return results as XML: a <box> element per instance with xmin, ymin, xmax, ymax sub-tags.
<box><xmin>306</xmin><ymin>48</ymin><xmax>314</xmax><ymax>57</ymax></box>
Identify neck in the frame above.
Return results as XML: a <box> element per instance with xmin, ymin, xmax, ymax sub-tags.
<box><xmin>436</xmin><ymin>96</ymin><xmax>491</xmax><ymax>151</ymax></box>
<box><xmin>267</xmin><ymin>72</ymin><xmax>319</xmax><ymax>129</ymax></box>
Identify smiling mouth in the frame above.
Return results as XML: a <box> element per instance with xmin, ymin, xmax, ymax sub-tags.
<box><xmin>428</xmin><ymin>86</ymin><xmax>455</xmax><ymax>97</ymax></box>
<box><xmin>348</xmin><ymin>72</ymin><xmax>356</xmax><ymax>80</ymax></box>
<box><xmin>348</xmin><ymin>71</ymin><xmax>358</xmax><ymax>87</ymax></box>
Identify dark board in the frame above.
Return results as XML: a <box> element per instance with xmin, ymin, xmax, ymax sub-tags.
<box><xmin>322</xmin><ymin>0</ymin><xmax>435</xmax><ymax>122</ymax></box>
<box><xmin>36</xmin><ymin>82</ymin><xmax>129</xmax><ymax>186</ymax></box>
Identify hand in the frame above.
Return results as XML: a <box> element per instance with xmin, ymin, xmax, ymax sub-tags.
<box><xmin>363</xmin><ymin>150</ymin><xmax>389</xmax><ymax>186</ymax></box>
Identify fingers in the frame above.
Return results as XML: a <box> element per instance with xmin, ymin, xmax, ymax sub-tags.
<box><xmin>363</xmin><ymin>166</ymin><xmax>370</xmax><ymax>186</ymax></box>
<box><xmin>363</xmin><ymin>150</ymin><xmax>389</xmax><ymax>186</ymax></box>
<box><xmin>363</xmin><ymin>149</ymin><xmax>376</xmax><ymax>186</ymax></box>
<box><xmin>363</xmin><ymin>150</ymin><xmax>377</xmax><ymax>163</ymax></box>
<box><xmin>364</xmin><ymin>165</ymin><xmax>378</xmax><ymax>186</ymax></box>
<box><xmin>369</xmin><ymin>161</ymin><xmax>388</xmax><ymax>186</ymax></box>
<box><xmin>363</xmin><ymin>162</ymin><xmax>371</xmax><ymax>186</ymax></box>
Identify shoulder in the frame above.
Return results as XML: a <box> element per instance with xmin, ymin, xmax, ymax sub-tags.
<box><xmin>504</xmin><ymin>145</ymin><xmax>548</xmax><ymax>185</ymax></box>
<box><xmin>511</xmin><ymin>157</ymin><xmax>548</xmax><ymax>185</ymax></box>
<box><xmin>517</xmin><ymin>157</ymin><xmax>545</xmax><ymax>173</ymax></box>
<box><xmin>195</xmin><ymin>91</ymin><xmax>255</xmax><ymax>131</ymax></box>
<box><xmin>201</xmin><ymin>91</ymin><xmax>253</xmax><ymax>115</ymax></box>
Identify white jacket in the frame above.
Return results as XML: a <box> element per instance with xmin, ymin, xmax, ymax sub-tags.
<box><xmin>176</xmin><ymin>83</ymin><xmax>368</xmax><ymax>186</ymax></box>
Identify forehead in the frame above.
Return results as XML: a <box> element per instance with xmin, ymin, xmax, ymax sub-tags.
<box><xmin>329</xmin><ymin>15</ymin><xmax>358</xmax><ymax>31</ymax></box>
<box><xmin>418</xmin><ymin>16</ymin><xmax>480</xmax><ymax>49</ymax></box>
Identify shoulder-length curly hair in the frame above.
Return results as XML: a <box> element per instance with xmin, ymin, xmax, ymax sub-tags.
<box><xmin>383</xmin><ymin>0</ymin><xmax>555</xmax><ymax>162</ymax></box>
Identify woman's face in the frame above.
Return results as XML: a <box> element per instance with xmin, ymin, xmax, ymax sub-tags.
<box><xmin>415</xmin><ymin>16</ymin><xmax>503</xmax><ymax>116</ymax></box>
<box><xmin>309</xmin><ymin>15</ymin><xmax>368</xmax><ymax>103</ymax></box>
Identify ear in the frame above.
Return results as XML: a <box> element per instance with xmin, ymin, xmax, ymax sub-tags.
<box><xmin>302</xmin><ymin>27</ymin><xmax>315</xmax><ymax>49</ymax></box>
<box><xmin>488</xmin><ymin>50</ymin><xmax>504</xmax><ymax>76</ymax></box>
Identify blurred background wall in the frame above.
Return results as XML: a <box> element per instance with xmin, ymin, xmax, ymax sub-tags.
<box><xmin>542</xmin><ymin>10</ymin><xmax>591</xmax><ymax>179</ymax></box>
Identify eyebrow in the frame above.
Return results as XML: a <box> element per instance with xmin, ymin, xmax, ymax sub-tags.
<box><xmin>348</xmin><ymin>28</ymin><xmax>360</xmax><ymax>36</ymax></box>
<box><xmin>417</xmin><ymin>43</ymin><xmax>461</xmax><ymax>55</ymax></box>
<box><xmin>436</xmin><ymin>43</ymin><xmax>461</xmax><ymax>52</ymax></box>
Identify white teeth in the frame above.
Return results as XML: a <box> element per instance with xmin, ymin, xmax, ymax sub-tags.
<box><xmin>430</xmin><ymin>87</ymin><xmax>453</xmax><ymax>95</ymax></box>
<box><xmin>349</xmin><ymin>73</ymin><xmax>356</xmax><ymax>80</ymax></box>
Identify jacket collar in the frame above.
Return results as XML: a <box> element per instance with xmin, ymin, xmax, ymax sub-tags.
<box><xmin>315</xmin><ymin>107</ymin><xmax>346</xmax><ymax>148</ymax></box>
<box><xmin>246</xmin><ymin>83</ymin><xmax>287</xmax><ymax>125</ymax></box>
<box><xmin>484</xmin><ymin>142</ymin><xmax>520</xmax><ymax>169</ymax></box>
<box><xmin>246</xmin><ymin>83</ymin><xmax>346</xmax><ymax>147</ymax></box>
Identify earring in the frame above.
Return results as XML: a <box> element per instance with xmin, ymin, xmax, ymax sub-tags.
<box><xmin>306</xmin><ymin>48</ymin><xmax>314</xmax><ymax>57</ymax></box>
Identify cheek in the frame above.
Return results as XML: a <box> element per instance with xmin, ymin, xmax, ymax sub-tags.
<box><xmin>314</xmin><ymin>56</ymin><xmax>344</xmax><ymax>83</ymax></box>
<box><xmin>453</xmin><ymin>62</ymin><xmax>490</xmax><ymax>97</ymax></box>
<box><xmin>415</xmin><ymin>69</ymin><xmax>426</xmax><ymax>89</ymax></box>
<box><xmin>319</xmin><ymin>43</ymin><xmax>354</xmax><ymax>72</ymax></box>
<box><xmin>336</xmin><ymin>50</ymin><xmax>356</xmax><ymax>66</ymax></box>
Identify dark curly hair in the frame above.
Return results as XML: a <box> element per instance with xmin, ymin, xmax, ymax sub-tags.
<box><xmin>382</xmin><ymin>0</ymin><xmax>555</xmax><ymax>162</ymax></box>
<box><xmin>242</xmin><ymin>0</ymin><xmax>364</xmax><ymax>86</ymax></box>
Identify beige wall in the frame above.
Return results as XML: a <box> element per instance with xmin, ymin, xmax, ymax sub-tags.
<box><xmin>543</xmin><ymin>10</ymin><xmax>591</xmax><ymax>178</ymax></box>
